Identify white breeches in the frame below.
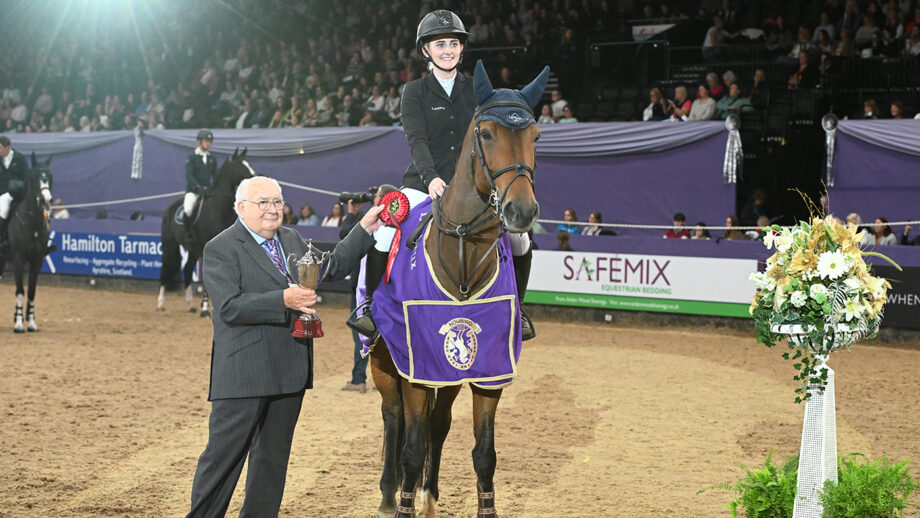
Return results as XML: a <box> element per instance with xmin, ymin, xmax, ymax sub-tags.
<box><xmin>183</xmin><ymin>192</ymin><xmax>198</xmax><ymax>216</ymax></box>
<box><xmin>372</xmin><ymin>187</ymin><xmax>530</xmax><ymax>255</ymax></box>
<box><xmin>0</xmin><ymin>192</ymin><xmax>12</xmax><ymax>219</ymax></box>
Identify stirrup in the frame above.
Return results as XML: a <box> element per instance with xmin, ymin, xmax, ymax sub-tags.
<box><xmin>346</xmin><ymin>299</ymin><xmax>378</xmax><ymax>340</ymax></box>
<box><xmin>521</xmin><ymin>309</ymin><xmax>536</xmax><ymax>341</ymax></box>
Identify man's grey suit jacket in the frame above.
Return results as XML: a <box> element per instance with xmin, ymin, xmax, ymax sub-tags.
<box><xmin>202</xmin><ymin>219</ymin><xmax>374</xmax><ymax>400</ymax></box>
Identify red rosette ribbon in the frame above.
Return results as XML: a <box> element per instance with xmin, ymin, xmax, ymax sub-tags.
<box><xmin>378</xmin><ymin>191</ymin><xmax>410</xmax><ymax>284</ymax></box>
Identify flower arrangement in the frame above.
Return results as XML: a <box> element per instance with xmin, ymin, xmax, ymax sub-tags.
<box><xmin>749</xmin><ymin>215</ymin><xmax>897</xmax><ymax>402</ymax></box>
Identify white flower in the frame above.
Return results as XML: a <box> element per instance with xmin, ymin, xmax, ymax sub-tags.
<box><xmin>843</xmin><ymin>298</ymin><xmax>865</xmax><ymax>321</ymax></box>
<box><xmin>843</xmin><ymin>276</ymin><xmax>862</xmax><ymax>292</ymax></box>
<box><xmin>773</xmin><ymin>286</ymin><xmax>787</xmax><ymax>311</ymax></box>
<box><xmin>810</xmin><ymin>283</ymin><xmax>828</xmax><ymax>300</ymax></box>
<box><xmin>763</xmin><ymin>231</ymin><xmax>776</xmax><ymax>249</ymax></box>
<box><xmin>775</xmin><ymin>235</ymin><xmax>793</xmax><ymax>253</ymax></box>
<box><xmin>816</xmin><ymin>251</ymin><xmax>848</xmax><ymax>280</ymax></box>
<box><xmin>790</xmin><ymin>291</ymin><xmax>807</xmax><ymax>307</ymax></box>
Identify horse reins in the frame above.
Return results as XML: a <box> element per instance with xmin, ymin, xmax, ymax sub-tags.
<box><xmin>432</xmin><ymin>100</ymin><xmax>537</xmax><ymax>298</ymax></box>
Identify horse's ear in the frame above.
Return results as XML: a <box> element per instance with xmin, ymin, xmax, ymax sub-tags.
<box><xmin>31</xmin><ymin>152</ymin><xmax>37</xmax><ymax>167</ymax></box>
<box><xmin>520</xmin><ymin>65</ymin><xmax>551</xmax><ymax>109</ymax></box>
<box><xmin>473</xmin><ymin>59</ymin><xmax>494</xmax><ymax>106</ymax></box>
<box><xmin>241</xmin><ymin>147</ymin><xmax>248</xmax><ymax>158</ymax></box>
<box><xmin>232</xmin><ymin>147</ymin><xmax>239</xmax><ymax>160</ymax></box>
<box><xmin>45</xmin><ymin>156</ymin><xmax>52</xmax><ymax>166</ymax></box>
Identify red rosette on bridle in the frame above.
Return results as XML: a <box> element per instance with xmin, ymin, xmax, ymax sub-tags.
<box><xmin>378</xmin><ymin>191</ymin><xmax>410</xmax><ymax>284</ymax></box>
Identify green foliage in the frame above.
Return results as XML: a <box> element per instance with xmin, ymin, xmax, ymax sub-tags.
<box><xmin>820</xmin><ymin>454</ymin><xmax>920</xmax><ymax>517</ymax></box>
<box><xmin>699</xmin><ymin>450</ymin><xmax>797</xmax><ymax>518</ymax></box>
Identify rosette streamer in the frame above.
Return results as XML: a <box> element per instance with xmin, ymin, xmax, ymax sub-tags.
<box><xmin>379</xmin><ymin>191</ymin><xmax>410</xmax><ymax>283</ymax></box>
<box><xmin>722</xmin><ymin>114</ymin><xmax>742</xmax><ymax>184</ymax></box>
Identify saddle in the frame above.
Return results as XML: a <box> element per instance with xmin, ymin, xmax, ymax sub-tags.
<box><xmin>174</xmin><ymin>198</ymin><xmax>205</xmax><ymax>226</ymax></box>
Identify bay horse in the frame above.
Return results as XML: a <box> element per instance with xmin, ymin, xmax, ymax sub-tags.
<box><xmin>0</xmin><ymin>154</ymin><xmax>53</xmax><ymax>332</ymax></box>
<box><xmin>369</xmin><ymin>61</ymin><xmax>548</xmax><ymax>518</ymax></box>
<box><xmin>157</xmin><ymin>148</ymin><xmax>254</xmax><ymax>315</ymax></box>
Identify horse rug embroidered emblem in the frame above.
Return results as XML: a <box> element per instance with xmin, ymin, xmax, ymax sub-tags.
<box><xmin>369</xmin><ymin>197</ymin><xmax>523</xmax><ymax>389</ymax></box>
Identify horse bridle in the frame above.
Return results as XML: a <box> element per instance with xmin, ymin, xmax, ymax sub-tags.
<box><xmin>13</xmin><ymin>169</ymin><xmax>52</xmax><ymax>237</ymax></box>
<box><xmin>432</xmin><ymin>100</ymin><xmax>537</xmax><ymax>297</ymax></box>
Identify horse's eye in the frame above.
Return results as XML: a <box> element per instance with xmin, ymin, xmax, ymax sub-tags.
<box><xmin>481</xmin><ymin>130</ymin><xmax>492</xmax><ymax>141</ymax></box>
<box><xmin>534</xmin><ymin>133</ymin><xmax>541</xmax><ymax>143</ymax></box>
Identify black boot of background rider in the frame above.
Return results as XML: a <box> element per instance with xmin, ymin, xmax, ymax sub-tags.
<box><xmin>346</xmin><ymin>248</ymin><xmax>388</xmax><ymax>338</ymax></box>
<box><xmin>513</xmin><ymin>247</ymin><xmax>536</xmax><ymax>341</ymax></box>
<box><xmin>0</xmin><ymin>216</ymin><xmax>9</xmax><ymax>254</ymax></box>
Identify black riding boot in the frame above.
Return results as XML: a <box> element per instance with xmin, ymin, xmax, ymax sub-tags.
<box><xmin>513</xmin><ymin>247</ymin><xmax>536</xmax><ymax>341</ymax></box>
<box><xmin>346</xmin><ymin>248</ymin><xmax>388</xmax><ymax>339</ymax></box>
<box><xmin>0</xmin><ymin>216</ymin><xmax>9</xmax><ymax>255</ymax></box>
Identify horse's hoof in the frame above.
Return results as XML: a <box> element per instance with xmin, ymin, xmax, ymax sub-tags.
<box><xmin>27</xmin><ymin>327</ymin><xmax>38</xmax><ymax>332</ymax></box>
<box><xmin>156</xmin><ymin>307</ymin><xmax>166</xmax><ymax>312</ymax></box>
<box><xmin>13</xmin><ymin>328</ymin><xmax>24</xmax><ymax>334</ymax></box>
<box><xmin>200</xmin><ymin>311</ymin><xmax>210</xmax><ymax>319</ymax></box>
<box><xmin>188</xmin><ymin>307</ymin><xmax>197</xmax><ymax>313</ymax></box>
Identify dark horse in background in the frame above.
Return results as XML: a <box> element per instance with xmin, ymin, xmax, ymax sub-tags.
<box><xmin>0</xmin><ymin>154</ymin><xmax>53</xmax><ymax>333</ymax></box>
<box><xmin>157</xmin><ymin>148</ymin><xmax>254</xmax><ymax>315</ymax></box>
<box><xmin>369</xmin><ymin>62</ymin><xmax>547</xmax><ymax>518</ymax></box>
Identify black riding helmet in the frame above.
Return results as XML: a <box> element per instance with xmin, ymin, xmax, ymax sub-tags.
<box><xmin>416</xmin><ymin>10</ymin><xmax>469</xmax><ymax>72</ymax></box>
<box><xmin>197</xmin><ymin>129</ymin><xmax>214</xmax><ymax>142</ymax></box>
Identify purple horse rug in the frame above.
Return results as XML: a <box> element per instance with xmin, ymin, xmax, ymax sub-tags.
<box><xmin>367</xmin><ymin>197</ymin><xmax>523</xmax><ymax>389</ymax></box>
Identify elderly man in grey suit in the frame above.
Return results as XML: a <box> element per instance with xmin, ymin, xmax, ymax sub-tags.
<box><xmin>187</xmin><ymin>176</ymin><xmax>383</xmax><ymax>517</ymax></box>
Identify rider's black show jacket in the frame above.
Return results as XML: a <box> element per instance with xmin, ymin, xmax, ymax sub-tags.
<box><xmin>0</xmin><ymin>149</ymin><xmax>28</xmax><ymax>194</ymax></box>
<box><xmin>400</xmin><ymin>72</ymin><xmax>477</xmax><ymax>193</ymax></box>
<box><xmin>185</xmin><ymin>151</ymin><xmax>218</xmax><ymax>193</ymax></box>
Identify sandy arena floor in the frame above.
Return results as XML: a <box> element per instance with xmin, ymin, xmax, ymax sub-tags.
<box><xmin>1</xmin><ymin>283</ymin><xmax>918</xmax><ymax>517</ymax></box>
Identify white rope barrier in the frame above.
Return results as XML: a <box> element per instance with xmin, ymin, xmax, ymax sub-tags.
<box><xmin>56</xmin><ymin>191</ymin><xmax>184</xmax><ymax>210</ymax></box>
<box><xmin>275</xmin><ymin>180</ymin><xmax>340</xmax><ymax>197</ymax></box>
<box><xmin>537</xmin><ymin>218</ymin><xmax>920</xmax><ymax>232</ymax></box>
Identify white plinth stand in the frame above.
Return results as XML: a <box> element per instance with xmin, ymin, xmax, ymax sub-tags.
<box><xmin>771</xmin><ymin>324</ymin><xmax>859</xmax><ymax>518</ymax></box>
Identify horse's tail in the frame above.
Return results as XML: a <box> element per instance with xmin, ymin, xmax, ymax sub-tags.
<box><xmin>159</xmin><ymin>199</ymin><xmax>183</xmax><ymax>288</ymax></box>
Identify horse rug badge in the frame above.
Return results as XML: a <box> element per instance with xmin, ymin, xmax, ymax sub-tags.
<box><xmin>440</xmin><ymin>318</ymin><xmax>481</xmax><ymax>370</ymax></box>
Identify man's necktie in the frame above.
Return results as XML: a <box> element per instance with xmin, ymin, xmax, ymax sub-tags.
<box><xmin>261</xmin><ymin>238</ymin><xmax>294</xmax><ymax>284</ymax></box>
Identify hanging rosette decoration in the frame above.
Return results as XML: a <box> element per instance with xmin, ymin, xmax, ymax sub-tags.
<box><xmin>131</xmin><ymin>125</ymin><xmax>144</xmax><ymax>180</ymax></box>
<box><xmin>822</xmin><ymin>113</ymin><xmax>838</xmax><ymax>187</ymax></box>
<box><xmin>722</xmin><ymin>113</ymin><xmax>742</xmax><ymax>184</ymax></box>
<box><xmin>378</xmin><ymin>190</ymin><xmax>410</xmax><ymax>284</ymax></box>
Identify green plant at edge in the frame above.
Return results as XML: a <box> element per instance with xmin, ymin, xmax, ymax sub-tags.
<box><xmin>698</xmin><ymin>450</ymin><xmax>798</xmax><ymax>518</ymax></box>
<box><xmin>820</xmin><ymin>453</ymin><xmax>920</xmax><ymax>517</ymax></box>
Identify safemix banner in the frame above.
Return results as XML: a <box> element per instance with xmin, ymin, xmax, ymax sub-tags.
<box><xmin>525</xmin><ymin>250</ymin><xmax>759</xmax><ymax>318</ymax></box>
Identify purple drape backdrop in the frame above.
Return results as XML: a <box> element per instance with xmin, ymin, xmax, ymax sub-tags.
<box><xmin>15</xmin><ymin>123</ymin><xmax>733</xmax><ymax>229</ymax></box>
<box><xmin>828</xmin><ymin>130</ymin><xmax>920</xmax><ymax>226</ymax></box>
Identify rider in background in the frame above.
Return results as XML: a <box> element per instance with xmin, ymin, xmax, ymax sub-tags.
<box><xmin>0</xmin><ymin>135</ymin><xmax>28</xmax><ymax>254</ymax></box>
<box><xmin>183</xmin><ymin>129</ymin><xmax>217</xmax><ymax>234</ymax></box>
<box><xmin>353</xmin><ymin>10</ymin><xmax>536</xmax><ymax>341</ymax></box>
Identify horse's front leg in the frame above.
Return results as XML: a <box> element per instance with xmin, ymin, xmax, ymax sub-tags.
<box><xmin>419</xmin><ymin>384</ymin><xmax>461</xmax><ymax>518</ymax></box>
<box><xmin>471</xmin><ymin>385</ymin><xmax>503</xmax><ymax>518</ymax></box>
<box><xmin>183</xmin><ymin>253</ymin><xmax>198</xmax><ymax>313</ymax></box>
<box><xmin>13</xmin><ymin>263</ymin><xmax>25</xmax><ymax>333</ymax></box>
<box><xmin>397</xmin><ymin>380</ymin><xmax>432</xmax><ymax>518</ymax></box>
<box><xmin>370</xmin><ymin>341</ymin><xmax>404</xmax><ymax>518</ymax></box>
<box><xmin>26</xmin><ymin>260</ymin><xmax>40</xmax><ymax>331</ymax></box>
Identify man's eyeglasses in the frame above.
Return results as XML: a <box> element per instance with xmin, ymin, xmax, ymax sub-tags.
<box><xmin>244</xmin><ymin>199</ymin><xmax>285</xmax><ymax>210</ymax></box>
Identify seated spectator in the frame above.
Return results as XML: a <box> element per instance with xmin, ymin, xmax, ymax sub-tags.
<box><xmin>301</xmin><ymin>99</ymin><xmax>320</xmax><ymax>127</ymax></box>
<box><xmin>50</xmin><ymin>198</ymin><xmax>70</xmax><ymax>219</ymax></box>
<box><xmin>721</xmin><ymin>70</ymin><xmax>737</xmax><ymax>92</ymax></box>
<box><xmin>282</xmin><ymin>203</ymin><xmax>297</xmax><ymax>225</ymax></box>
<box><xmin>582</xmin><ymin>212</ymin><xmax>616</xmax><ymax>236</ymax></box>
<box><xmin>721</xmin><ymin>215</ymin><xmax>751</xmax><ymax>240</ymax></box>
<box><xmin>664</xmin><ymin>212</ymin><xmax>690</xmax><ymax>239</ymax></box>
<box><xmin>846</xmin><ymin>213</ymin><xmax>874</xmax><ymax>246</ymax></box>
<box><xmin>874</xmin><ymin>217</ymin><xmax>897</xmax><ymax>245</ymax></box>
<box><xmin>297</xmin><ymin>205</ymin><xmax>319</xmax><ymax>226</ymax></box>
<box><xmin>815</xmin><ymin>29</ymin><xmax>833</xmax><ymax>54</ymax></box>
<box><xmin>705</xmin><ymin>72</ymin><xmax>725</xmax><ymax>100</ymax></box>
<box><xmin>740</xmin><ymin>188</ymin><xmax>768</xmax><ymax>226</ymax></box>
<box><xmin>854</xmin><ymin>15</ymin><xmax>881</xmax><ymax>51</ymax></box>
<box><xmin>813</xmin><ymin>12</ymin><xmax>836</xmax><ymax>41</ymax></box>
<box><xmin>766</xmin><ymin>15</ymin><xmax>794</xmax><ymax>56</ymax></box>
<box><xmin>691</xmin><ymin>222</ymin><xmax>711</xmax><ymax>240</ymax></box>
<box><xmin>901</xmin><ymin>224</ymin><xmax>920</xmax><ymax>245</ymax></box>
<box><xmin>716</xmin><ymin>83</ymin><xmax>753</xmax><ymax>118</ymax></box>
<box><xmin>702</xmin><ymin>15</ymin><xmax>729</xmax><ymax>62</ymax></box>
<box><xmin>832</xmin><ymin>28</ymin><xmax>855</xmax><ymax>57</ymax></box>
<box><xmin>778</xmin><ymin>26</ymin><xmax>815</xmax><ymax>66</ymax></box>
<box><xmin>537</xmin><ymin>104</ymin><xmax>555</xmax><ymax>124</ymax></box>
<box><xmin>870</xmin><ymin>29</ymin><xmax>901</xmax><ymax>57</ymax></box>
<box><xmin>558</xmin><ymin>105</ymin><xmax>578</xmax><ymax>123</ymax></box>
<box><xmin>384</xmin><ymin>87</ymin><xmax>400</xmax><ymax>124</ymax></box>
<box><xmin>863</xmin><ymin>98</ymin><xmax>879</xmax><ymax>119</ymax></box>
<box><xmin>890</xmin><ymin>100</ymin><xmax>906</xmax><ymax>119</ymax></box>
<box><xmin>906</xmin><ymin>25</ymin><xmax>920</xmax><ymax>56</ymax></box>
<box><xmin>787</xmin><ymin>51</ymin><xmax>818</xmax><ymax>89</ymax></box>
<box><xmin>550</xmin><ymin>90</ymin><xmax>568</xmax><ymax>122</ymax></box>
<box><xmin>667</xmin><ymin>86</ymin><xmax>692</xmax><ymax>120</ymax></box>
<box><xmin>643</xmin><ymin>88</ymin><xmax>669</xmax><ymax>121</ymax></box>
<box><xmin>689</xmin><ymin>84</ymin><xmax>717</xmax><ymax>120</ymax></box>
<box><xmin>883</xmin><ymin>10</ymin><xmax>904</xmax><ymax>39</ymax></box>
<box><xmin>322</xmin><ymin>203</ymin><xmax>345</xmax><ymax>227</ymax></box>
<box><xmin>746</xmin><ymin>215</ymin><xmax>771</xmax><ymax>240</ymax></box>
<box><xmin>749</xmin><ymin>69</ymin><xmax>769</xmax><ymax>108</ymax></box>
<box><xmin>556</xmin><ymin>208</ymin><xmax>581</xmax><ymax>234</ymax></box>
<box><xmin>555</xmin><ymin>230</ymin><xmax>573</xmax><ymax>251</ymax></box>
